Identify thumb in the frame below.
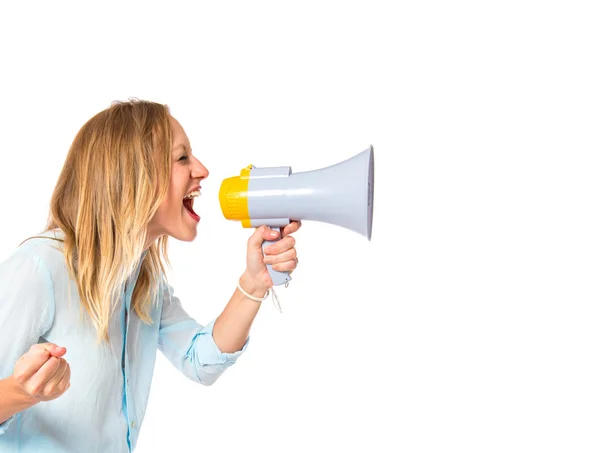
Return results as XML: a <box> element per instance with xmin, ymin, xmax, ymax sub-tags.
<box><xmin>247</xmin><ymin>225</ymin><xmax>279</xmax><ymax>250</ymax></box>
<box><xmin>40</xmin><ymin>343</ymin><xmax>67</xmax><ymax>358</ymax></box>
<box><xmin>50</xmin><ymin>346</ymin><xmax>67</xmax><ymax>358</ymax></box>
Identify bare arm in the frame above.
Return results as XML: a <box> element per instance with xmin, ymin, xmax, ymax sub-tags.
<box><xmin>212</xmin><ymin>222</ymin><xmax>301</xmax><ymax>353</ymax></box>
<box><xmin>211</xmin><ymin>271</ymin><xmax>266</xmax><ymax>353</ymax></box>
<box><xmin>0</xmin><ymin>377</ymin><xmax>36</xmax><ymax>424</ymax></box>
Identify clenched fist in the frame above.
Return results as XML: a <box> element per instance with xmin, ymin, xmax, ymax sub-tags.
<box><xmin>12</xmin><ymin>343</ymin><xmax>71</xmax><ymax>403</ymax></box>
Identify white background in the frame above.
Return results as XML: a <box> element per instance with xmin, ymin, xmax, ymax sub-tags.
<box><xmin>1</xmin><ymin>1</ymin><xmax>599</xmax><ymax>452</ymax></box>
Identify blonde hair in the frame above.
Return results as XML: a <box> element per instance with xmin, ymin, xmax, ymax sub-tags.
<box><xmin>39</xmin><ymin>99</ymin><xmax>173</xmax><ymax>341</ymax></box>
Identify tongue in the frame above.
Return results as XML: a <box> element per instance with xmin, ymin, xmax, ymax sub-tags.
<box><xmin>183</xmin><ymin>198</ymin><xmax>198</xmax><ymax>217</ymax></box>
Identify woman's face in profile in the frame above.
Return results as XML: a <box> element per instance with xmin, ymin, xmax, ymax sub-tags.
<box><xmin>147</xmin><ymin>116</ymin><xmax>209</xmax><ymax>244</ymax></box>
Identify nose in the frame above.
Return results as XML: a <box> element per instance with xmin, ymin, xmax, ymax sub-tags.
<box><xmin>191</xmin><ymin>155</ymin><xmax>209</xmax><ymax>180</ymax></box>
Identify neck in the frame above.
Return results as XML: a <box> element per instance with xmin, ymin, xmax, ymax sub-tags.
<box><xmin>144</xmin><ymin>225</ymin><xmax>162</xmax><ymax>251</ymax></box>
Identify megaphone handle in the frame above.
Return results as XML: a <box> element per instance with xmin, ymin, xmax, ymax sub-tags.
<box><xmin>262</xmin><ymin>227</ymin><xmax>292</xmax><ymax>287</ymax></box>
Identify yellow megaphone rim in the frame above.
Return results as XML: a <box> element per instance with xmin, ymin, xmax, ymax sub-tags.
<box><xmin>219</xmin><ymin>165</ymin><xmax>253</xmax><ymax>228</ymax></box>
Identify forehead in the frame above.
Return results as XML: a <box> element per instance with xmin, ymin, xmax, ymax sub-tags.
<box><xmin>170</xmin><ymin>116</ymin><xmax>189</xmax><ymax>151</ymax></box>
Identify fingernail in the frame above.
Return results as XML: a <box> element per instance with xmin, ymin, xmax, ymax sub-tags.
<box><xmin>270</xmin><ymin>231</ymin><xmax>278</xmax><ymax>237</ymax></box>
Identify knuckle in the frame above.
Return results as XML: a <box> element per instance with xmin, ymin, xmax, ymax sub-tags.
<box><xmin>14</xmin><ymin>372</ymin><xmax>28</xmax><ymax>385</ymax></box>
<box><xmin>29</xmin><ymin>384</ymin><xmax>43</xmax><ymax>396</ymax></box>
<box><xmin>39</xmin><ymin>342</ymin><xmax>55</xmax><ymax>351</ymax></box>
<box><xmin>43</xmin><ymin>386</ymin><xmax>55</xmax><ymax>398</ymax></box>
<box><xmin>31</xmin><ymin>348</ymin><xmax>48</xmax><ymax>358</ymax></box>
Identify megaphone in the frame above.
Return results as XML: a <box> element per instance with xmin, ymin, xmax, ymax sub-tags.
<box><xmin>219</xmin><ymin>145</ymin><xmax>374</xmax><ymax>286</ymax></box>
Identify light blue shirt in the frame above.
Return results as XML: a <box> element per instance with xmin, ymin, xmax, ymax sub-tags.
<box><xmin>0</xmin><ymin>230</ymin><xmax>248</xmax><ymax>452</ymax></box>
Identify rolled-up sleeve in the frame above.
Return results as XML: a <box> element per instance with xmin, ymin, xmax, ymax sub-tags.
<box><xmin>157</xmin><ymin>281</ymin><xmax>248</xmax><ymax>385</ymax></box>
<box><xmin>0</xmin><ymin>247</ymin><xmax>55</xmax><ymax>435</ymax></box>
<box><xmin>0</xmin><ymin>416</ymin><xmax>15</xmax><ymax>435</ymax></box>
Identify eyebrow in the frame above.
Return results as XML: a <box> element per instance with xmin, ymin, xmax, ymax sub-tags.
<box><xmin>172</xmin><ymin>144</ymin><xmax>190</xmax><ymax>153</ymax></box>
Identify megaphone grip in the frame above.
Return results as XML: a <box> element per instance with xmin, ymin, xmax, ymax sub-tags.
<box><xmin>262</xmin><ymin>227</ymin><xmax>292</xmax><ymax>287</ymax></box>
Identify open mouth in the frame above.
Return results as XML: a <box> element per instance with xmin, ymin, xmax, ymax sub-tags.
<box><xmin>183</xmin><ymin>190</ymin><xmax>201</xmax><ymax>221</ymax></box>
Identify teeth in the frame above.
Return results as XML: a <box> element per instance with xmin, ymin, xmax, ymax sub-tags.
<box><xmin>183</xmin><ymin>190</ymin><xmax>201</xmax><ymax>199</ymax></box>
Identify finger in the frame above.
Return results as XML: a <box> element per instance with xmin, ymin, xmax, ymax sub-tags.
<box><xmin>247</xmin><ymin>225</ymin><xmax>279</xmax><ymax>250</ymax></box>
<box><xmin>263</xmin><ymin>247</ymin><xmax>297</xmax><ymax>265</ymax></box>
<box><xmin>271</xmin><ymin>257</ymin><xmax>299</xmax><ymax>273</ymax></box>
<box><xmin>282</xmin><ymin>221</ymin><xmax>301</xmax><ymax>236</ymax></box>
<box><xmin>262</xmin><ymin>226</ymin><xmax>281</xmax><ymax>240</ymax></box>
<box><xmin>263</xmin><ymin>235</ymin><xmax>295</xmax><ymax>256</ymax></box>
<box><xmin>49</xmin><ymin>346</ymin><xmax>67</xmax><ymax>358</ymax></box>
<box><xmin>28</xmin><ymin>357</ymin><xmax>62</xmax><ymax>391</ymax></box>
<box><xmin>44</xmin><ymin>359</ymin><xmax>69</xmax><ymax>392</ymax></box>
<box><xmin>31</xmin><ymin>343</ymin><xmax>67</xmax><ymax>358</ymax></box>
<box><xmin>54</xmin><ymin>363</ymin><xmax>72</xmax><ymax>395</ymax></box>
<box><xmin>59</xmin><ymin>365</ymin><xmax>72</xmax><ymax>394</ymax></box>
<box><xmin>63</xmin><ymin>363</ymin><xmax>71</xmax><ymax>388</ymax></box>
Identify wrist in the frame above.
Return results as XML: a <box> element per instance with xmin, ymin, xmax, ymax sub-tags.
<box><xmin>3</xmin><ymin>376</ymin><xmax>37</xmax><ymax>409</ymax></box>
<box><xmin>239</xmin><ymin>272</ymin><xmax>269</xmax><ymax>298</ymax></box>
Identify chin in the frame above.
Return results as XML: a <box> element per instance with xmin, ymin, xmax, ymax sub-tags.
<box><xmin>181</xmin><ymin>233</ymin><xmax>198</xmax><ymax>242</ymax></box>
<box><xmin>172</xmin><ymin>226</ymin><xmax>199</xmax><ymax>242</ymax></box>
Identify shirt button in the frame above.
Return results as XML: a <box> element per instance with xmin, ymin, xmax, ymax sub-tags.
<box><xmin>131</xmin><ymin>421</ymin><xmax>136</xmax><ymax>428</ymax></box>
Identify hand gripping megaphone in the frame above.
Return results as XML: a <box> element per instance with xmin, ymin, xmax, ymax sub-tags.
<box><xmin>219</xmin><ymin>145</ymin><xmax>375</xmax><ymax>287</ymax></box>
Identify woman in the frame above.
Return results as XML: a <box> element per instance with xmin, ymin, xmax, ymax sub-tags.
<box><xmin>0</xmin><ymin>100</ymin><xmax>300</xmax><ymax>452</ymax></box>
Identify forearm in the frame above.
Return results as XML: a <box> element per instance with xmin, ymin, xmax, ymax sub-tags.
<box><xmin>0</xmin><ymin>377</ymin><xmax>36</xmax><ymax>424</ymax></box>
<box><xmin>212</xmin><ymin>271</ymin><xmax>267</xmax><ymax>353</ymax></box>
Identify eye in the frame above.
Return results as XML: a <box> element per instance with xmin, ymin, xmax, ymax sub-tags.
<box><xmin>178</xmin><ymin>155</ymin><xmax>188</xmax><ymax>162</ymax></box>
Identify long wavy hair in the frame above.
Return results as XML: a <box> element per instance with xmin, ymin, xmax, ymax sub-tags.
<box><xmin>36</xmin><ymin>100</ymin><xmax>173</xmax><ymax>342</ymax></box>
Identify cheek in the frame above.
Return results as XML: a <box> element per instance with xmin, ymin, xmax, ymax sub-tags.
<box><xmin>164</xmin><ymin>173</ymin><xmax>181</xmax><ymax>205</ymax></box>
<box><xmin>164</xmin><ymin>190</ymin><xmax>182</xmax><ymax>213</ymax></box>
<box><xmin>153</xmin><ymin>167</ymin><xmax>186</xmax><ymax>222</ymax></box>
<box><xmin>156</xmin><ymin>187</ymin><xmax>182</xmax><ymax>217</ymax></box>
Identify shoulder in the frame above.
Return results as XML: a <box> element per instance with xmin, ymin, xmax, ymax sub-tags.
<box><xmin>0</xmin><ymin>231</ymin><xmax>64</xmax><ymax>335</ymax></box>
<box><xmin>3</xmin><ymin>229</ymin><xmax>67</xmax><ymax>277</ymax></box>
